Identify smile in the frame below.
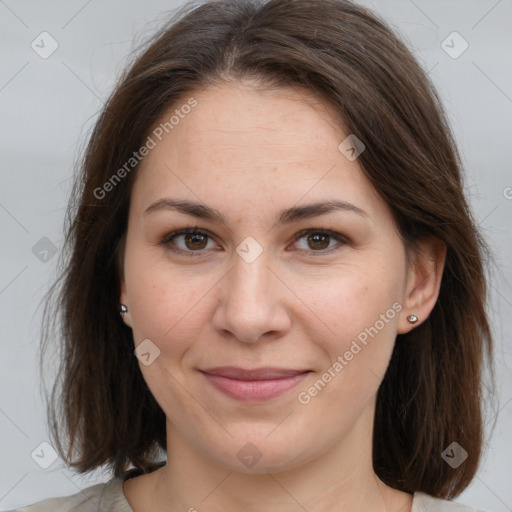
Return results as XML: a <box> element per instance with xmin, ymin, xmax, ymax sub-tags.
<box><xmin>199</xmin><ymin>367</ymin><xmax>312</xmax><ymax>402</ymax></box>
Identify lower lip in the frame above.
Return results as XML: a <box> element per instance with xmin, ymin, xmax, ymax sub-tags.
<box><xmin>201</xmin><ymin>372</ymin><xmax>310</xmax><ymax>402</ymax></box>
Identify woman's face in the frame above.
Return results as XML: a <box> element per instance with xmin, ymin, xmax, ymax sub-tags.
<box><xmin>120</xmin><ymin>82</ymin><xmax>421</xmax><ymax>473</ymax></box>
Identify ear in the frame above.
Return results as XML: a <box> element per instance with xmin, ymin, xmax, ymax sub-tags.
<box><xmin>398</xmin><ymin>235</ymin><xmax>446</xmax><ymax>334</ymax></box>
<box><xmin>118</xmin><ymin>235</ymin><xmax>133</xmax><ymax>328</ymax></box>
<box><xmin>119</xmin><ymin>279</ymin><xmax>133</xmax><ymax>328</ymax></box>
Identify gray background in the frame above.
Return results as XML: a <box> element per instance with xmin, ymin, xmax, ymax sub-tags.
<box><xmin>0</xmin><ymin>0</ymin><xmax>511</xmax><ymax>510</ymax></box>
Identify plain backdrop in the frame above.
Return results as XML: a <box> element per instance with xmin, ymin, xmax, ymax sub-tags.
<box><xmin>1</xmin><ymin>0</ymin><xmax>511</xmax><ymax>510</ymax></box>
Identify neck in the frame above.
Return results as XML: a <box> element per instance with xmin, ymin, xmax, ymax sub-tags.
<box><xmin>148</xmin><ymin>400</ymin><xmax>412</xmax><ymax>512</ymax></box>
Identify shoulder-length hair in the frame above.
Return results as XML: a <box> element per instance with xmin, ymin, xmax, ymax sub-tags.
<box><xmin>41</xmin><ymin>0</ymin><xmax>494</xmax><ymax>499</ymax></box>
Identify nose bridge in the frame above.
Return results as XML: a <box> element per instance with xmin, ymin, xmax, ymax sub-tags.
<box><xmin>228</xmin><ymin>233</ymin><xmax>270</xmax><ymax>299</ymax></box>
<box><xmin>212</xmin><ymin>244</ymin><xmax>288</xmax><ymax>343</ymax></box>
<box><xmin>229</xmin><ymin>248</ymin><xmax>272</xmax><ymax>312</ymax></box>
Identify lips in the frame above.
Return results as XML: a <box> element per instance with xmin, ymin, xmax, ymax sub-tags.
<box><xmin>199</xmin><ymin>366</ymin><xmax>311</xmax><ymax>402</ymax></box>
<box><xmin>201</xmin><ymin>366</ymin><xmax>309</xmax><ymax>380</ymax></box>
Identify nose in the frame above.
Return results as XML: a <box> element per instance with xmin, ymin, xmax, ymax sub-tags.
<box><xmin>211</xmin><ymin>250</ymin><xmax>291</xmax><ymax>344</ymax></box>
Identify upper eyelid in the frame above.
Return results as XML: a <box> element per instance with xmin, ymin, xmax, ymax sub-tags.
<box><xmin>292</xmin><ymin>228</ymin><xmax>348</xmax><ymax>241</ymax></box>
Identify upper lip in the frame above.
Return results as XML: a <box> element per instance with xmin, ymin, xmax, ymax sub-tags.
<box><xmin>200</xmin><ymin>367</ymin><xmax>311</xmax><ymax>380</ymax></box>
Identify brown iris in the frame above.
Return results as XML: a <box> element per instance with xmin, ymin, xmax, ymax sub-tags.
<box><xmin>185</xmin><ymin>232</ymin><xmax>208</xmax><ymax>250</ymax></box>
<box><xmin>307</xmin><ymin>232</ymin><xmax>330</xmax><ymax>250</ymax></box>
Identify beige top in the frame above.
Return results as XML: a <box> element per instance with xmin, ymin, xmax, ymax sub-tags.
<box><xmin>7</xmin><ymin>469</ymin><xmax>486</xmax><ymax>512</ymax></box>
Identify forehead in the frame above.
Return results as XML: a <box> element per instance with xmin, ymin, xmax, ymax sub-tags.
<box><xmin>130</xmin><ymin>82</ymin><xmax>383</xmax><ymax>219</ymax></box>
<box><xmin>183</xmin><ymin>81</ymin><xmax>340</xmax><ymax>135</ymax></box>
<box><xmin>175</xmin><ymin>83</ymin><xmax>343</xmax><ymax>163</ymax></box>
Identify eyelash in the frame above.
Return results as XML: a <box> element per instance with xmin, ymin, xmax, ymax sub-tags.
<box><xmin>159</xmin><ymin>226</ymin><xmax>350</xmax><ymax>257</ymax></box>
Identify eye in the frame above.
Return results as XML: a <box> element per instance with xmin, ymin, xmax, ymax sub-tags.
<box><xmin>161</xmin><ymin>228</ymin><xmax>218</xmax><ymax>255</ymax></box>
<box><xmin>291</xmin><ymin>229</ymin><xmax>349</xmax><ymax>254</ymax></box>
<box><xmin>160</xmin><ymin>227</ymin><xmax>349</xmax><ymax>257</ymax></box>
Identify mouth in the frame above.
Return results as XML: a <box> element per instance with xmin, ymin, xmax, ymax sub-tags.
<box><xmin>199</xmin><ymin>366</ymin><xmax>312</xmax><ymax>402</ymax></box>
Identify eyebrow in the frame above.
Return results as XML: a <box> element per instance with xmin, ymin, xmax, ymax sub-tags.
<box><xmin>144</xmin><ymin>198</ymin><xmax>367</xmax><ymax>225</ymax></box>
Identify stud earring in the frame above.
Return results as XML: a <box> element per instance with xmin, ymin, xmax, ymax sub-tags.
<box><xmin>119</xmin><ymin>304</ymin><xmax>128</xmax><ymax>317</ymax></box>
<box><xmin>407</xmin><ymin>314</ymin><xmax>418</xmax><ymax>324</ymax></box>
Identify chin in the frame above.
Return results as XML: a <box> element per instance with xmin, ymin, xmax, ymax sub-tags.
<box><xmin>205</xmin><ymin>431</ymin><xmax>318</xmax><ymax>475</ymax></box>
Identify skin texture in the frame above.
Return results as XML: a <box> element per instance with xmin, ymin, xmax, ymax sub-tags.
<box><xmin>120</xmin><ymin>82</ymin><xmax>446</xmax><ymax>512</ymax></box>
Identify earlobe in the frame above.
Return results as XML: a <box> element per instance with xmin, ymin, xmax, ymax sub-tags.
<box><xmin>118</xmin><ymin>303</ymin><xmax>133</xmax><ymax>328</ymax></box>
<box><xmin>398</xmin><ymin>236</ymin><xmax>446</xmax><ymax>334</ymax></box>
<box><xmin>119</xmin><ymin>281</ymin><xmax>133</xmax><ymax>328</ymax></box>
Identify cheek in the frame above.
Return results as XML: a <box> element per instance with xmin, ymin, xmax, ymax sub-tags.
<box><xmin>125</xmin><ymin>249</ymin><xmax>217</xmax><ymax>351</ymax></box>
<box><xmin>294</xmin><ymin>265</ymin><xmax>402</xmax><ymax>395</ymax></box>
<box><xmin>289</xmin><ymin>273</ymin><xmax>401</xmax><ymax>452</ymax></box>
<box><xmin>297</xmin><ymin>266</ymin><xmax>401</xmax><ymax>342</ymax></box>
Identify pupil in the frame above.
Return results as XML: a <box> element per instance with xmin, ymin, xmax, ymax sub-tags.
<box><xmin>186</xmin><ymin>233</ymin><xmax>207</xmax><ymax>250</ymax></box>
<box><xmin>309</xmin><ymin>233</ymin><xmax>329</xmax><ymax>250</ymax></box>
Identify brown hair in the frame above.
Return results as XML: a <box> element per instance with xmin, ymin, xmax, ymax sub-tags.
<box><xmin>40</xmin><ymin>0</ymin><xmax>495</xmax><ymax>498</ymax></box>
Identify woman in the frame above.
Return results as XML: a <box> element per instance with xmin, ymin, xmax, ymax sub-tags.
<box><xmin>12</xmin><ymin>0</ymin><xmax>494</xmax><ymax>511</ymax></box>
